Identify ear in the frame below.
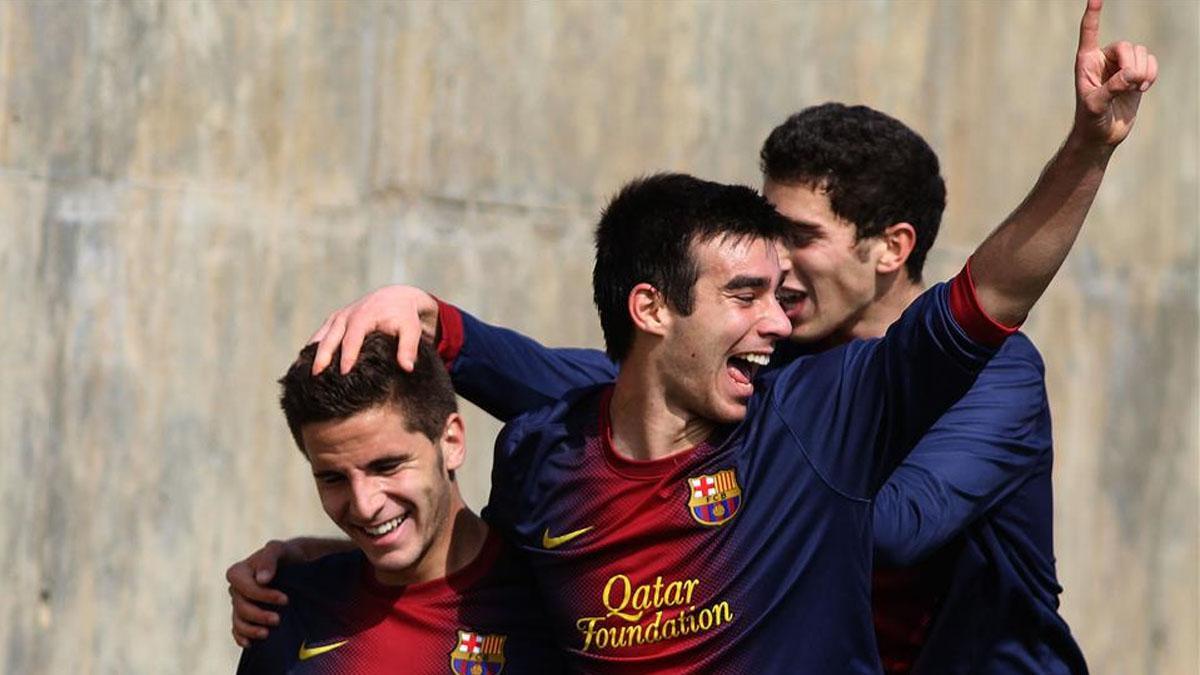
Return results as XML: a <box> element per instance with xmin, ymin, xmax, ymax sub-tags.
<box><xmin>875</xmin><ymin>222</ymin><xmax>916</xmax><ymax>275</ymax></box>
<box><xmin>438</xmin><ymin>413</ymin><xmax>467</xmax><ymax>473</ymax></box>
<box><xmin>628</xmin><ymin>282</ymin><xmax>670</xmax><ymax>338</ymax></box>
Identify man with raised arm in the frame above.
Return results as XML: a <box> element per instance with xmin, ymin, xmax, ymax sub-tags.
<box><xmin>230</xmin><ymin>2</ymin><xmax>1155</xmax><ymax>672</ymax></box>
<box><xmin>235</xmin><ymin>336</ymin><xmax>562</xmax><ymax>673</ymax></box>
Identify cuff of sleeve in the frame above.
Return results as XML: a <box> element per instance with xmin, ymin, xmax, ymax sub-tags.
<box><xmin>433</xmin><ymin>298</ymin><xmax>465</xmax><ymax>370</ymax></box>
<box><xmin>948</xmin><ymin>257</ymin><xmax>1020</xmax><ymax>348</ymax></box>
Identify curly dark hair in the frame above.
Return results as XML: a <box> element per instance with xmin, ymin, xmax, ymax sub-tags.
<box><xmin>592</xmin><ymin>173</ymin><xmax>803</xmax><ymax>362</ymax></box>
<box><xmin>278</xmin><ymin>334</ymin><xmax>457</xmax><ymax>454</ymax></box>
<box><xmin>759</xmin><ymin>103</ymin><xmax>946</xmax><ymax>281</ymax></box>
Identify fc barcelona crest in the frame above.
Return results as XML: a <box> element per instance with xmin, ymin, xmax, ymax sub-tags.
<box><xmin>449</xmin><ymin>630</ymin><xmax>506</xmax><ymax>675</ymax></box>
<box><xmin>687</xmin><ymin>468</ymin><xmax>742</xmax><ymax>526</ymax></box>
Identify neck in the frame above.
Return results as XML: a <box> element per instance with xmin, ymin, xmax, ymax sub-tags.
<box><xmin>609</xmin><ymin>354</ymin><xmax>716</xmax><ymax>462</ymax></box>
<box><xmin>442</xmin><ymin>499</ymin><xmax>490</xmax><ymax>575</ymax></box>
<box><xmin>839</xmin><ymin>273</ymin><xmax>925</xmax><ymax>344</ymax></box>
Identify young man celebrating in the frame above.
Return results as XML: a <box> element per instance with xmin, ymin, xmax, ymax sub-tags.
<box><xmin>235</xmin><ymin>335</ymin><xmax>561</xmax><ymax>673</ymax></box>
<box><xmin>245</xmin><ymin>156</ymin><xmax>1087</xmax><ymax>671</ymax></box>
<box><xmin>231</xmin><ymin>1</ymin><xmax>1155</xmax><ymax>671</ymax></box>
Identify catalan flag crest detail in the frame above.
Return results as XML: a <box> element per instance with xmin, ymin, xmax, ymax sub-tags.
<box><xmin>686</xmin><ymin>468</ymin><xmax>742</xmax><ymax>526</ymax></box>
<box><xmin>449</xmin><ymin>630</ymin><xmax>506</xmax><ymax>675</ymax></box>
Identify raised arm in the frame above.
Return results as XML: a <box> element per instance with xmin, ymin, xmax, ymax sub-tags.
<box><xmin>970</xmin><ymin>0</ymin><xmax>1157</xmax><ymax>327</ymax></box>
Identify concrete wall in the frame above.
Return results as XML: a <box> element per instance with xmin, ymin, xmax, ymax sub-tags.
<box><xmin>1</xmin><ymin>1</ymin><xmax>1195</xmax><ymax>672</ymax></box>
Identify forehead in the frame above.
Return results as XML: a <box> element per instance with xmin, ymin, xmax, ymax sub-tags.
<box><xmin>690</xmin><ymin>234</ymin><xmax>781</xmax><ymax>281</ymax></box>
<box><xmin>762</xmin><ymin>180</ymin><xmax>853</xmax><ymax>238</ymax></box>
<box><xmin>301</xmin><ymin>406</ymin><xmax>430</xmax><ymax>465</ymax></box>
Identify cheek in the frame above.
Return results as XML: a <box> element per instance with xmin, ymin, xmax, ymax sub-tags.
<box><xmin>316</xmin><ymin>485</ymin><xmax>346</xmax><ymax>519</ymax></box>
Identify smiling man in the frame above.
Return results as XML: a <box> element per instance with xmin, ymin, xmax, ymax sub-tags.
<box><xmin>230</xmin><ymin>1</ymin><xmax>1155</xmax><ymax>671</ymax></box>
<box><xmin>273</xmin><ymin>166</ymin><xmax>1066</xmax><ymax>671</ymax></box>
<box><xmin>235</xmin><ymin>336</ymin><xmax>560</xmax><ymax>674</ymax></box>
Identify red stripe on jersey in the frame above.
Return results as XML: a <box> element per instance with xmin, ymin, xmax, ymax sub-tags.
<box><xmin>434</xmin><ymin>298</ymin><xmax>466</xmax><ymax>369</ymax></box>
<box><xmin>947</xmin><ymin>258</ymin><xmax>1019</xmax><ymax>348</ymax></box>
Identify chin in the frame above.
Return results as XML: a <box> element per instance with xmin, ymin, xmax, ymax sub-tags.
<box><xmin>711</xmin><ymin>400</ymin><xmax>750</xmax><ymax>424</ymax></box>
<box><xmin>368</xmin><ymin>548</ymin><xmax>421</xmax><ymax>577</ymax></box>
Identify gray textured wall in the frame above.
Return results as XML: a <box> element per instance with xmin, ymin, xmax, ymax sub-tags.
<box><xmin>1</xmin><ymin>1</ymin><xmax>1196</xmax><ymax>673</ymax></box>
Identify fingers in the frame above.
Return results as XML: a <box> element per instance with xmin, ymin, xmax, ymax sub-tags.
<box><xmin>397</xmin><ymin>316</ymin><xmax>421</xmax><ymax>372</ymax></box>
<box><xmin>339</xmin><ymin>316</ymin><xmax>369</xmax><ymax>375</ymax></box>
<box><xmin>1077</xmin><ymin>0</ymin><xmax>1102</xmax><ymax>53</ymax></box>
<box><xmin>312</xmin><ymin>312</ymin><xmax>348</xmax><ymax>375</ymax></box>
<box><xmin>1144</xmin><ymin>53</ymin><xmax>1158</xmax><ymax>91</ymax></box>
<box><xmin>1097</xmin><ymin>41</ymin><xmax>1152</xmax><ymax>97</ymax></box>
<box><xmin>1106</xmin><ymin>40</ymin><xmax>1136</xmax><ymax>73</ymax></box>
<box><xmin>226</xmin><ymin>547</ymin><xmax>289</xmax><ymax>645</ymax></box>
<box><xmin>226</xmin><ymin>564</ymin><xmax>289</xmax><ymax>607</ymax></box>
<box><xmin>232</xmin><ymin>595</ymin><xmax>277</xmax><ymax>642</ymax></box>
<box><xmin>226</xmin><ymin>544</ymin><xmax>290</xmax><ymax>605</ymax></box>
<box><xmin>309</xmin><ymin>285</ymin><xmax>432</xmax><ymax>375</ymax></box>
<box><xmin>307</xmin><ymin>313</ymin><xmax>334</xmax><ymax>347</ymax></box>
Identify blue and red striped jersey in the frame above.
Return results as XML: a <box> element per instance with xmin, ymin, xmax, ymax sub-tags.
<box><xmin>440</xmin><ymin>276</ymin><xmax>1086</xmax><ymax>672</ymax></box>
<box><xmin>236</xmin><ymin>531</ymin><xmax>564</xmax><ymax>674</ymax></box>
<box><xmin>477</xmin><ymin>279</ymin><xmax>997</xmax><ymax>673</ymax></box>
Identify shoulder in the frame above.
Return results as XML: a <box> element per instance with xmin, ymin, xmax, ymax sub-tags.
<box><xmin>271</xmin><ymin>550</ymin><xmax>366</xmax><ymax>604</ymax></box>
<box><xmin>994</xmin><ymin>331</ymin><xmax>1044</xmax><ymax>367</ymax></box>
<box><xmin>973</xmin><ymin>331</ymin><xmax>1047</xmax><ymax>394</ymax></box>
<box><xmin>932</xmin><ymin>331</ymin><xmax>1051</xmax><ymax>452</ymax></box>
<box><xmin>237</xmin><ymin>556</ymin><xmax>365</xmax><ymax>674</ymax></box>
<box><xmin>496</xmin><ymin>384</ymin><xmax>606</xmax><ymax>451</ymax></box>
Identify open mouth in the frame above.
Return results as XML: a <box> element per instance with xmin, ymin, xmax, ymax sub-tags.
<box><xmin>361</xmin><ymin>514</ymin><xmax>407</xmax><ymax>538</ymax></box>
<box><xmin>777</xmin><ymin>287</ymin><xmax>809</xmax><ymax>314</ymax></box>
<box><xmin>727</xmin><ymin>352</ymin><xmax>770</xmax><ymax>385</ymax></box>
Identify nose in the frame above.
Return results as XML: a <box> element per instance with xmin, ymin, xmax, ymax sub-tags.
<box><xmin>760</xmin><ymin>294</ymin><xmax>792</xmax><ymax>339</ymax></box>
<box><xmin>347</xmin><ymin>476</ymin><xmax>384</xmax><ymax>522</ymax></box>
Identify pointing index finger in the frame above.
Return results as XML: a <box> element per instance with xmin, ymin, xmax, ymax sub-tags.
<box><xmin>1078</xmin><ymin>0</ymin><xmax>1103</xmax><ymax>53</ymax></box>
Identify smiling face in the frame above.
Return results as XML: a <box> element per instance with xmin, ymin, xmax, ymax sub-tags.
<box><xmin>301</xmin><ymin>406</ymin><xmax>465</xmax><ymax>586</ymax></box>
<box><xmin>763</xmin><ymin>180</ymin><xmax>883</xmax><ymax>346</ymax></box>
<box><xmin>657</xmin><ymin>235</ymin><xmax>792</xmax><ymax>423</ymax></box>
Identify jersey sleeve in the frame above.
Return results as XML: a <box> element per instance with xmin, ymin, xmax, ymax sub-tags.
<box><xmin>768</xmin><ymin>267</ymin><xmax>1013</xmax><ymax>499</ymax></box>
<box><xmin>481</xmin><ymin>410</ymin><xmax>539</xmax><ymax>537</ymax></box>
<box><xmin>871</xmin><ymin>335</ymin><xmax>1052</xmax><ymax>566</ymax></box>
<box><xmin>435</xmin><ymin>300</ymin><xmax>618</xmax><ymax>422</ymax></box>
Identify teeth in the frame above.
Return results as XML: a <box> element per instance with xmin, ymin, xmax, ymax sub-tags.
<box><xmin>363</xmin><ymin>515</ymin><xmax>405</xmax><ymax>536</ymax></box>
<box><xmin>738</xmin><ymin>353</ymin><xmax>771</xmax><ymax>366</ymax></box>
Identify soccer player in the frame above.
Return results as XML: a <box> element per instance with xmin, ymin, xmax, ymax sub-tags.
<box><xmin>235</xmin><ymin>335</ymin><xmax>562</xmax><ymax>674</ymax></box>
<box><xmin>230</xmin><ymin>1</ymin><xmax>1155</xmax><ymax>671</ymax></box>
<box><xmin>245</xmin><ymin>158</ymin><xmax>1082</xmax><ymax>672</ymax></box>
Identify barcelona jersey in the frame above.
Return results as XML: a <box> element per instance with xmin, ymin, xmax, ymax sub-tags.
<box><xmin>439</xmin><ymin>277</ymin><xmax>1086</xmax><ymax>672</ymax></box>
<box><xmin>474</xmin><ymin>279</ymin><xmax>1000</xmax><ymax>673</ymax></box>
<box><xmin>236</xmin><ymin>531</ymin><xmax>564</xmax><ymax>674</ymax></box>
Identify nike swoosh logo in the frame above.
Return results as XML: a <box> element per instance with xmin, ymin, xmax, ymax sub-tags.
<box><xmin>298</xmin><ymin>640</ymin><xmax>348</xmax><ymax>661</ymax></box>
<box><xmin>542</xmin><ymin>526</ymin><xmax>594</xmax><ymax>549</ymax></box>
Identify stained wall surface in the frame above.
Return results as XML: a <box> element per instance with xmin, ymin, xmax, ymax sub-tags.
<box><xmin>1</xmin><ymin>1</ymin><xmax>1196</xmax><ymax>673</ymax></box>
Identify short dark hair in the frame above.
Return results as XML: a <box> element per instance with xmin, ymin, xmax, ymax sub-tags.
<box><xmin>759</xmin><ymin>103</ymin><xmax>946</xmax><ymax>281</ymax></box>
<box><xmin>592</xmin><ymin>173</ymin><xmax>796</xmax><ymax>362</ymax></box>
<box><xmin>278</xmin><ymin>334</ymin><xmax>457</xmax><ymax>454</ymax></box>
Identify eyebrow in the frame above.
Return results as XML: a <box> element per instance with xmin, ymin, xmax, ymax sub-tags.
<box><xmin>366</xmin><ymin>454</ymin><xmax>411</xmax><ymax>471</ymax></box>
<box><xmin>722</xmin><ymin>275</ymin><xmax>771</xmax><ymax>292</ymax></box>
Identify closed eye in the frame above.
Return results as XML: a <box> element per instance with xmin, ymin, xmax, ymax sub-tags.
<box><xmin>314</xmin><ymin>471</ymin><xmax>345</xmax><ymax>485</ymax></box>
<box><xmin>368</xmin><ymin>456</ymin><xmax>410</xmax><ymax>475</ymax></box>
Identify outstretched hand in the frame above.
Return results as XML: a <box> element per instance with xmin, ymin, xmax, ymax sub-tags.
<box><xmin>1074</xmin><ymin>0</ymin><xmax>1158</xmax><ymax>146</ymax></box>
<box><xmin>308</xmin><ymin>285</ymin><xmax>441</xmax><ymax>375</ymax></box>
